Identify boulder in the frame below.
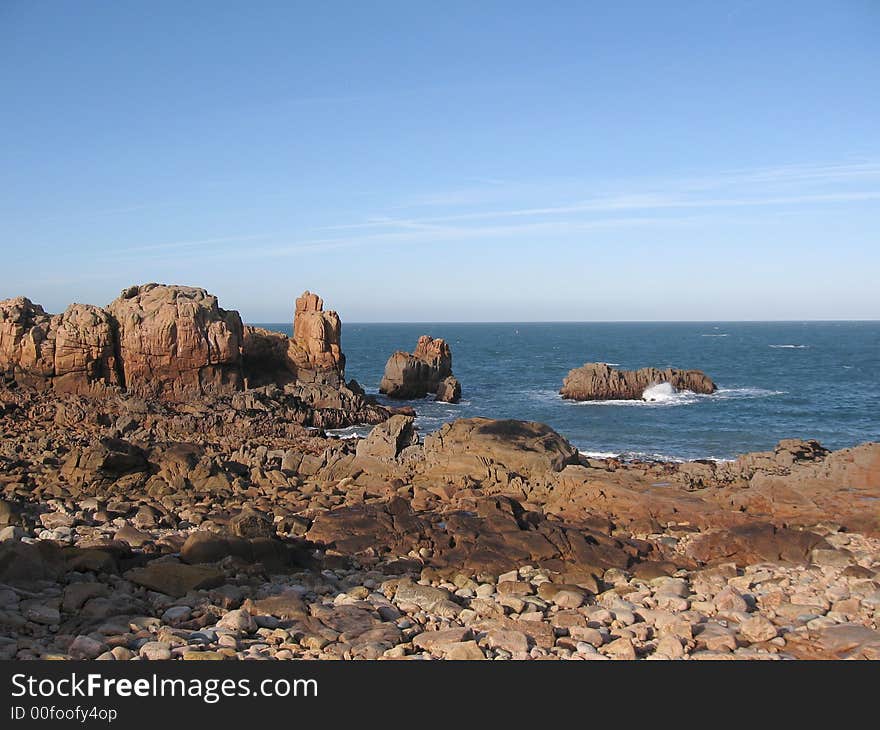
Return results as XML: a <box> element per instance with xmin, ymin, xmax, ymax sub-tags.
<box><xmin>423</xmin><ymin>418</ymin><xmax>580</xmax><ymax>483</ymax></box>
<box><xmin>435</xmin><ymin>375</ymin><xmax>462</xmax><ymax>404</ymax></box>
<box><xmin>560</xmin><ymin>362</ymin><xmax>716</xmax><ymax>401</ymax></box>
<box><xmin>230</xmin><ymin>506</ymin><xmax>275</xmax><ymax>539</ymax></box>
<box><xmin>356</xmin><ymin>415</ymin><xmax>418</xmax><ymax>460</ymax></box>
<box><xmin>685</xmin><ymin>523</ymin><xmax>829</xmax><ymax>566</ymax></box>
<box><xmin>379</xmin><ymin>335</ymin><xmax>459</xmax><ymax>400</ymax></box>
<box><xmin>305</xmin><ymin>494</ymin><xmax>637</xmax><ymax>578</ymax></box>
<box><xmin>107</xmin><ymin>284</ymin><xmax>243</xmax><ymax>400</ymax></box>
<box><xmin>125</xmin><ymin>562</ymin><xmax>226</xmax><ymax>597</ymax></box>
<box><xmin>61</xmin><ymin>438</ymin><xmax>149</xmax><ymax>485</ymax></box>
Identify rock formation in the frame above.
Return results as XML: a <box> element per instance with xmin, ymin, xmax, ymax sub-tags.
<box><xmin>560</xmin><ymin>362</ymin><xmax>716</xmax><ymax>401</ymax></box>
<box><xmin>293</xmin><ymin>291</ymin><xmax>344</xmax><ymax>381</ymax></box>
<box><xmin>0</xmin><ymin>297</ymin><xmax>121</xmax><ymax>395</ymax></box>
<box><xmin>243</xmin><ymin>291</ymin><xmax>345</xmax><ymax>388</ymax></box>
<box><xmin>107</xmin><ymin>284</ymin><xmax>244</xmax><ymax>400</ymax></box>
<box><xmin>1</xmin><ymin>285</ymin><xmax>369</xmax><ymax>417</ymax></box>
<box><xmin>379</xmin><ymin>335</ymin><xmax>461</xmax><ymax>402</ymax></box>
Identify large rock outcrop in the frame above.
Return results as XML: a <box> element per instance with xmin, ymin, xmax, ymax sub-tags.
<box><xmin>560</xmin><ymin>362</ymin><xmax>716</xmax><ymax>401</ymax></box>
<box><xmin>243</xmin><ymin>291</ymin><xmax>345</xmax><ymax>387</ymax></box>
<box><xmin>0</xmin><ymin>297</ymin><xmax>121</xmax><ymax>394</ymax></box>
<box><xmin>379</xmin><ymin>336</ymin><xmax>461</xmax><ymax>402</ymax></box>
<box><xmin>107</xmin><ymin>284</ymin><xmax>244</xmax><ymax>400</ymax></box>
<box><xmin>1</xmin><ymin>285</ymin><xmax>360</xmax><ymax>408</ymax></box>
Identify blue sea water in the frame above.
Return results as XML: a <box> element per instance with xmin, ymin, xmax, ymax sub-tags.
<box><xmin>256</xmin><ymin>322</ymin><xmax>880</xmax><ymax>461</ymax></box>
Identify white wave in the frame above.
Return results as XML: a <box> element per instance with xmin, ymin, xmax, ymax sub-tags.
<box><xmin>567</xmin><ymin>383</ymin><xmax>783</xmax><ymax>407</ymax></box>
<box><xmin>621</xmin><ymin>451</ymin><xmax>687</xmax><ymax>463</ymax></box>
<box><xmin>430</xmin><ymin>397</ymin><xmax>469</xmax><ymax>406</ymax></box>
<box><xmin>714</xmin><ymin>387</ymin><xmax>785</xmax><ymax>398</ymax></box>
<box><xmin>601</xmin><ymin>362</ymin><xmax>621</xmax><ymax>366</ymax></box>
<box><xmin>701</xmin><ymin>333</ymin><xmax>728</xmax><ymax>337</ymax></box>
<box><xmin>769</xmin><ymin>344</ymin><xmax>809</xmax><ymax>349</ymax></box>
<box><xmin>325</xmin><ymin>425</ymin><xmax>372</xmax><ymax>439</ymax></box>
<box><xmin>580</xmin><ymin>449</ymin><xmax>737</xmax><ymax>464</ymax></box>
<box><xmin>642</xmin><ymin>382</ymin><xmax>680</xmax><ymax>402</ymax></box>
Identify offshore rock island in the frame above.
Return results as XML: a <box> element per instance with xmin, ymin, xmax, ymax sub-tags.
<box><xmin>0</xmin><ymin>284</ymin><xmax>878</xmax><ymax>661</ymax></box>
<box><xmin>561</xmin><ymin>363</ymin><xmax>717</xmax><ymax>402</ymax></box>
<box><xmin>380</xmin><ymin>335</ymin><xmax>462</xmax><ymax>403</ymax></box>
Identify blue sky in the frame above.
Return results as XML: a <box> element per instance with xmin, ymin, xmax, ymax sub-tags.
<box><xmin>1</xmin><ymin>1</ymin><xmax>878</xmax><ymax>322</ymax></box>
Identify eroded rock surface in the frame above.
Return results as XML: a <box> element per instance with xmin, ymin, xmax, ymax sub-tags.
<box><xmin>107</xmin><ymin>284</ymin><xmax>244</xmax><ymax>400</ymax></box>
<box><xmin>0</xmin><ymin>298</ymin><xmax>121</xmax><ymax>395</ymax></box>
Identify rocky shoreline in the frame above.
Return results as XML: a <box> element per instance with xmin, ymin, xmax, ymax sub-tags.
<box><xmin>0</xmin><ymin>284</ymin><xmax>878</xmax><ymax>661</ymax></box>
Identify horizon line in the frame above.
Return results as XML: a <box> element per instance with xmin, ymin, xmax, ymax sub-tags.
<box><xmin>249</xmin><ymin>318</ymin><xmax>880</xmax><ymax>325</ymax></box>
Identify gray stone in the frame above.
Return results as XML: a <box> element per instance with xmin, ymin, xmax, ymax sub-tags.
<box><xmin>68</xmin><ymin>635</ymin><xmax>106</xmax><ymax>660</ymax></box>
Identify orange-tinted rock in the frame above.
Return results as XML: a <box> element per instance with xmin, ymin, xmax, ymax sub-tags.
<box><xmin>107</xmin><ymin>284</ymin><xmax>243</xmax><ymax>400</ymax></box>
<box><xmin>52</xmin><ymin>304</ymin><xmax>122</xmax><ymax>394</ymax></box>
<box><xmin>0</xmin><ymin>297</ymin><xmax>121</xmax><ymax>394</ymax></box>
<box><xmin>293</xmin><ymin>291</ymin><xmax>344</xmax><ymax>382</ymax></box>
<box><xmin>560</xmin><ymin>362</ymin><xmax>716</xmax><ymax>401</ymax></box>
<box><xmin>0</xmin><ymin>297</ymin><xmax>55</xmax><ymax>384</ymax></box>
<box><xmin>243</xmin><ymin>291</ymin><xmax>345</xmax><ymax>387</ymax></box>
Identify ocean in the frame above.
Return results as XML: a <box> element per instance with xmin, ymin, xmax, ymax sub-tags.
<box><xmin>256</xmin><ymin>322</ymin><xmax>880</xmax><ymax>461</ymax></box>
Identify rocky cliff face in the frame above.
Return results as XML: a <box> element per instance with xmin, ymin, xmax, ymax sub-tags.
<box><xmin>0</xmin><ymin>297</ymin><xmax>121</xmax><ymax>395</ymax></box>
<box><xmin>379</xmin><ymin>335</ymin><xmax>461</xmax><ymax>402</ymax></box>
<box><xmin>107</xmin><ymin>284</ymin><xmax>244</xmax><ymax>400</ymax></box>
<box><xmin>560</xmin><ymin>362</ymin><xmax>716</xmax><ymax>401</ymax></box>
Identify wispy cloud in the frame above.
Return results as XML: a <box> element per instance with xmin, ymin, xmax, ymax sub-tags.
<box><xmin>104</xmin><ymin>160</ymin><xmax>880</xmax><ymax>264</ymax></box>
<box><xmin>320</xmin><ymin>189</ymin><xmax>880</xmax><ymax>232</ymax></box>
<box><xmin>366</xmin><ymin>159</ymin><xmax>880</xmax><ymax>220</ymax></box>
<box><xmin>113</xmin><ymin>214</ymin><xmax>708</xmax><ymax>264</ymax></box>
<box><xmin>114</xmin><ymin>233</ymin><xmax>274</xmax><ymax>255</ymax></box>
